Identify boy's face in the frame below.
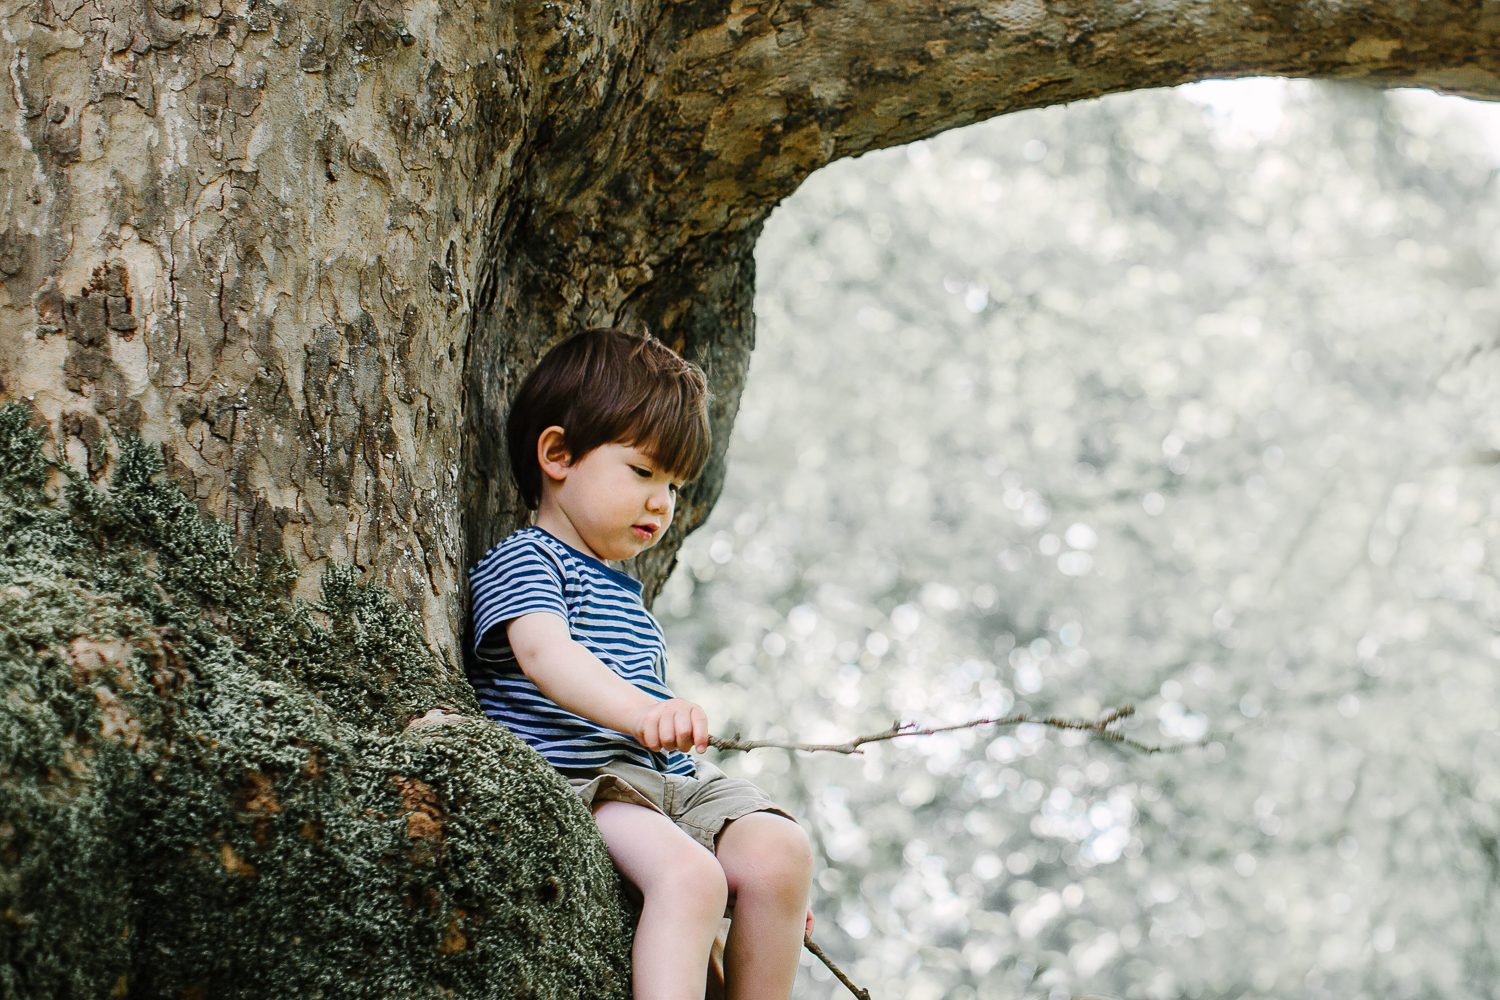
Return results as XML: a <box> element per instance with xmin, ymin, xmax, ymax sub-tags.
<box><xmin>536</xmin><ymin>432</ymin><xmax>682</xmax><ymax>562</ymax></box>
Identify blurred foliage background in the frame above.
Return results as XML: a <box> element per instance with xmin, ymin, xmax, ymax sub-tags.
<box><xmin>658</xmin><ymin>81</ymin><xmax>1500</xmax><ymax>1000</ymax></box>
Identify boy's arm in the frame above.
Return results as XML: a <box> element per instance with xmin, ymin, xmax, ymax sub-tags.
<box><xmin>506</xmin><ymin>611</ymin><xmax>708</xmax><ymax>754</ymax></box>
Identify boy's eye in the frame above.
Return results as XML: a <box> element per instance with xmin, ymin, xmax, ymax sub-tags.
<box><xmin>630</xmin><ymin>465</ymin><xmax>652</xmax><ymax>478</ymax></box>
<box><xmin>668</xmin><ymin>483</ymin><xmax>680</xmax><ymax>495</ymax></box>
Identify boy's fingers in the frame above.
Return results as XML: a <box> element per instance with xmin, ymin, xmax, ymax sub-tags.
<box><xmin>642</xmin><ymin>701</ymin><xmax>709</xmax><ymax>753</ymax></box>
<box><xmin>692</xmin><ymin>707</ymin><xmax>707</xmax><ymax>753</ymax></box>
<box><xmin>673</xmin><ymin>706</ymin><xmax>695</xmax><ymax>751</ymax></box>
<box><xmin>642</xmin><ymin>712</ymin><xmax>663</xmax><ymax>750</ymax></box>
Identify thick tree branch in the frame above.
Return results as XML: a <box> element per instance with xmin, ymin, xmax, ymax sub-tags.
<box><xmin>650</xmin><ymin>0</ymin><xmax>1500</xmax><ymax>244</ymax></box>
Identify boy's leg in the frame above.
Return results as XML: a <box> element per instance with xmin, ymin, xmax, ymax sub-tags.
<box><xmin>593</xmin><ymin>800</ymin><xmax>729</xmax><ymax>1000</ymax></box>
<box><xmin>715</xmin><ymin>812</ymin><xmax>814</xmax><ymax>1000</ymax></box>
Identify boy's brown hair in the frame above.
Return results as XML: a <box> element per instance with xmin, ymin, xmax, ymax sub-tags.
<box><xmin>507</xmin><ymin>328</ymin><xmax>712</xmax><ymax>510</ymax></box>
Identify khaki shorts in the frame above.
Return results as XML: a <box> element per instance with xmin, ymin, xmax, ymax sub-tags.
<box><xmin>567</xmin><ymin>757</ymin><xmax>795</xmax><ymax>852</ymax></box>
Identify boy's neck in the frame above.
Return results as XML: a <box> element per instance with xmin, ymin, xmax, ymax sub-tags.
<box><xmin>534</xmin><ymin>501</ymin><xmax>607</xmax><ymax>563</ymax></box>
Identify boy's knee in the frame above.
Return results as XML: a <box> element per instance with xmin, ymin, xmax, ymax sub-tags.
<box><xmin>660</xmin><ymin>846</ymin><xmax>729</xmax><ymax>911</ymax></box>
<box><xmin>730</xmin><ymin>814</ymin><xmax>814</xmax><ymax>896</ymax></box>
<box><xmin>767</xmin><ymin>818</ymin><xmax>814</xmax><ymax>884</ymax></box>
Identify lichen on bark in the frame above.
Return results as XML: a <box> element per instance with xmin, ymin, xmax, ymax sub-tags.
<box><xmin>0</xmin><ymin>402</ymin><xmax>632</xmax><ymax>998</ymax></box>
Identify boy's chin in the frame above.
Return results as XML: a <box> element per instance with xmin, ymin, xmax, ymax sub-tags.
<box><xmin>596</xmin><ymin>537</ymin><xmax>655</xmax><ymax>562</ymax></box>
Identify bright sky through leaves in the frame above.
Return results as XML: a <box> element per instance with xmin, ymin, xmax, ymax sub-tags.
<box><xmin>662</xmin><ymin>80</ymin><xmax>1500</xmax><ymax>1000</ymax></box>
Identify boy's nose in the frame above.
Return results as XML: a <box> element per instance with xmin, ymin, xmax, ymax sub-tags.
<box><xmin>646</xmin><ymin>487</ymin><xmax>672</xmax><ymax>514</ymax></box>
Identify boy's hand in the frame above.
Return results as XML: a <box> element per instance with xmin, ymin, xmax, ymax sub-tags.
<box><xmin>629</xmin><ymin>698</ymin><xmax>708</xmax><ymax>754</ymax></box>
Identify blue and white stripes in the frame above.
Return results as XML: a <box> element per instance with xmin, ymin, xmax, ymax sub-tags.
<box><xmin>468</xmin><ymin>526</ymin><xmax>696</xmax><ymax>776</ymax></box>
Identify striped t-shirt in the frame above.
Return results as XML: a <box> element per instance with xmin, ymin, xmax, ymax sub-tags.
<box><xmin>467</xmin><ymin>526</ymin><xmax>696</xmax><ymax>776</ymax></box>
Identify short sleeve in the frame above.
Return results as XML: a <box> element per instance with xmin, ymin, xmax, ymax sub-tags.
<box><xmin>470</xmin><ymin>535</ymin><xmax>569</xmax><ymax>653</ymax></box>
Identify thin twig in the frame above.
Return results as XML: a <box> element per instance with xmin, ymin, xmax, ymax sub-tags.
<box><xmin>804</xmin><ymin>934</ymin><xmax>871</xmax><ymax>1000</ymax></box>
<box><xmin>709</xmin><ymin>706</ymin><xmax>1197</xmax><ymax>756</ymax></box>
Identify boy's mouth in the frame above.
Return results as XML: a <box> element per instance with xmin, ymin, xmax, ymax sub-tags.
<box><xmin>632</xmin><ymin>523</ymin><xmax>658</xmax><ymax>541</ymax></box>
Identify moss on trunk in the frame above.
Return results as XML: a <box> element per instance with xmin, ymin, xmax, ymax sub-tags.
<box><xmin>0</xmin><ymin>402</ymin><xmax>632</xmax><ymax>998</ymax></box>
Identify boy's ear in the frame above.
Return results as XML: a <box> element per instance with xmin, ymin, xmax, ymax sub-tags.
<box><xmin>536</xmin><ymin>426</ymin><xmax>572</xmax><ymax>483</ymax></box>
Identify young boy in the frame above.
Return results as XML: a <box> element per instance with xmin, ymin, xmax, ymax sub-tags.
<box><xmin>467</xmin><ymin>328</ymin><xmax>814</xmax><ymax>1000</ymax></box>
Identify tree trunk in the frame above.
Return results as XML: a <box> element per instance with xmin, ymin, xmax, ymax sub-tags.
<box><xmin>3</xmin><ymin>0</ymin><xmax>1499</xmax><ymax>993</ymax></box>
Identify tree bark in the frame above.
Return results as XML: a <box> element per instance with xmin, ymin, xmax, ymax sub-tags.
<box><xmin>2</xmin><ymin>0</ymin><xmax>1499</xmax><ymax>991</ymax></box>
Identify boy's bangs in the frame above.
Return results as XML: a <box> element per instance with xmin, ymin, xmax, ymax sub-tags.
<box><xmin>628</xmin><ymin>382</ymin><xmax>711</xmax><ymax>483</ymax></box>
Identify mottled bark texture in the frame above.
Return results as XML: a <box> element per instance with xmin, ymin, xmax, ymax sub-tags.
<box><xmin>2</xmin><ymin>0</ymin><xmax>1500</xmax><ymax>992</ymax></box>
